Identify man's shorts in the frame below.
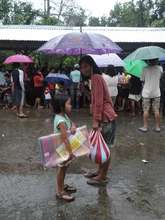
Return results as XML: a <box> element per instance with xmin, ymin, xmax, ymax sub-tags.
<box><xmin>13</xmin><ymin>89</ymin><xmax>25</xmax><ymax>106</ymax></box>
<box><xmin>143</xmin><ymin>97</ymin><xmax>160</xmax><ymax>113</ymax></box>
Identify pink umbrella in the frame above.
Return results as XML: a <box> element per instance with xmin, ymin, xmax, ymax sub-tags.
<box><xmin>4</xmin><ymin>54</ymin><xmax>33</xmax><ymax>64</ymax></box>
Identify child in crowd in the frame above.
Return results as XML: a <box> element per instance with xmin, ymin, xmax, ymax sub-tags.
<box><xmin>128</xmin><ymin>75</ymin><xmax>142</xmax><ymax>116</ymax></box>
<box><xmin>51</xmin><ymin>95</ymin><xmax>77</xmax><ymax>202</ymax></box>
<box><xmin>44</xmin><ymin>87</ymin><xmax>51</xmax><ymax>108</ymax></box>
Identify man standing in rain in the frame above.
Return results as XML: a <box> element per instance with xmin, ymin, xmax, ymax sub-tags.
<box><xmin>70</xmin><ymin>64</ymin><xmax>81</xmax><ymax>109</ymax></box>
<box><xmin>139</xmin><ymin>59</ymin><xmax>163</xmax><ymax>132</ymax></box>
<box><xmin>11</xmin><ymin>63</ymin><xmax>28</xmax><ymax>118</ymax></box>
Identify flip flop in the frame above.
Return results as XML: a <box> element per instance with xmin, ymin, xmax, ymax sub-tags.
<box><xmin>84</xmin><ymin>171</ymin><xmax>98</xmax><ymax>178</ymax></box>
<box><xmin>17</xmin><ymin>114</ymin><xmax>28</xmax><ymax>118</ymax></box>
<box><xmin>87</xmin><ymin>178</ymin><xmax>108</xmax><ymax>186</ymax></box>
<box><xmin>56</xmin><ymin>192</ymin><xmax>75</xmax><ymax>202</ymax></box>
<box><xmin>64</xmin><ymin>184</ymin><xmax>77</xmax><ymax>193</ymax></box>
<box><xmin>154</xmin><ymin>128</ymin><xmax>161</xmax><ymax>133</ymax></box>
<box><xmin>138</xmin><ymin>127</ymin><xmax>148</xmax><ymax>133</ymax></box>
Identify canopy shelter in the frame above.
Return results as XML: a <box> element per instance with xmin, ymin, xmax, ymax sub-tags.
<box><xmin>0</xmin><ymin>26</ymin><xmax>164</xmax><ymax>54</ymax></box>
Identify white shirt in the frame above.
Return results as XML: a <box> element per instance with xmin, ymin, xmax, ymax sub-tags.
<box><xmin>102</xmin><ymin>73</ymin><xmax>119</xmax><ymax>97</ymax></box>
<box><xmin>141</xmin><ymin>65</ymin><xmax>163</xmax><ymax>98</ymax></box>
<box><xmin>70</xmin><ymin>70</ymin><xmax>81</xmax><ymax>83</ymax></box>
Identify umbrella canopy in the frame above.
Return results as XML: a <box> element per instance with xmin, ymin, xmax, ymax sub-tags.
<box><xmin>88</xmin><ymin>53</ymin><xmax>124</xmax><ymax>67</ymax></box>
<box><xmin>159</xmin><ymin>57</ymin><xmax>165</xmax><ymax>64</ymax></box>
<box><xmin>45</xmin><ymin>73</ymin><xmax>72</xmax><ymax>86</ymax></box>
<box><xmin>38</xmin><ymin>32</ymin><xmax>122</xmax><ymax>55</ymax></box>
<box><xmin>124</xmin><ymin>46</ymin><xmax>165</xmax><ymax>61</ymax></box>
<box><xmin>124</xmin><ymin>60</ymin><xmax>148</xmax><ymax>78</ymax></box>
<box><xmin>4</xmin><ymin>54</ymin><xmax>33</xmax><ymax>64</ymax></box>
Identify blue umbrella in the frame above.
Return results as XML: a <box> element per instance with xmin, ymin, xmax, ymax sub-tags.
<box><xmin>45</xmin><ymin>73</ymin><xmax>72</xmax><ymax>86</ymax></box>
<box><xmin>159</xmin><ymin>57</ymin><xmax>165</xmax><ymax>64</ymax></box>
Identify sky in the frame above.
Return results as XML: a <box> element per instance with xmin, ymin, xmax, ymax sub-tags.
<box><xmin>30</xmin><ymin>0</ymin><xmax>128</xmax><ymax>17</ymax></box>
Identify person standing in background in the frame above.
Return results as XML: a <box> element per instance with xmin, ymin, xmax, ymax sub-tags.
<box><xmin>102</xmin><ymin>65</ymin><xmax>119</xmax><ymax>106</ymax></box>
<box><xmin>33</xmin><ymin>69</ymin><xmax>44</xmax><ymax>110</ymax></box>
<box><xmin>128</xmin><ymin>75</ymin><xmax>142</xmax><ymax>116</ymax></box>
<box><xmin>139</xmin><ymin>59</ymin><xmax>163</xmax><ymax>132</ymax></box>
<box><xmin>70</xmin><ymin>64</ymin><xmax>81</xmax><ymax>109</ymax></box>
<box><xmin>11</xmin><ymin>63</ymin><xmax>27</xmax><ymax>118</ymax></box>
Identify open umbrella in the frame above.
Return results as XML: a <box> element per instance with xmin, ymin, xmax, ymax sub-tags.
<box><xmin>124</xmin><ymin>60</ymin><xmax>148</xmax><ymax>78</ymax></box>
<box><xmin>159</xmin><ymin>57</ymin><xmax>165</xmax><ymax>64</ymax></box>
<box><xmin>38</xmin><ymin>32</ymin><xmax>122</xmax><ymax>55</ymax></box>
<box><xmin>4</xmin><ymin>54</ymin><xmax>33</xmax><ymax>64</ymax></box>
<box><xmin>124</xmin><ymin>46</ymin><xmax>165</xmax><ymax>61</ymax></box>
<box><xmin>88</xmin><ymin>53</ymin><xmax>124</xmax><ymax>67</ymax></box>
<box><xmin>45</xmin><ymin>73</ymin><xmax>72</xmax><ymax>86</ymax></box>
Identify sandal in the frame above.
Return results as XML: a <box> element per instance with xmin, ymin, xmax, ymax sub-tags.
<box><xmin>154</xmin><ymin>128</ymin><xmax>161</xmax><ymax>133</ymax></box>
<box><xmin>56</xmin><ymin>191</ymin><xmax>75</xmax><ymax>202</ymax></box>
<box><xmin>17</xmin><ymin>114</ymin><xmax>28</xmax><ymax>118</ymax></box>
<box><xmin>138</xmin><ymin>127</ymin><xmax>148</xmax><ymax>133</ymax></box>
<box><xmin>64</xmin><ymin>184</ymin><xmax>77</xmax><ymax>193</ymax></box>
<box><xmin>84</xmin><ymin>171</ymin><xmax>98</xmax><ymax>179</ymax></box>
<box><xmin>87</xmin><ymin>178</ymin><xmax>109</xmax><ymax>186</ymax></box>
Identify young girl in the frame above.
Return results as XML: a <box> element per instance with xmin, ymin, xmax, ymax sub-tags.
<box><xmin>51</xmin><ymin>95</ymin><xmax>76</xmax><ymax>202</ymax></box>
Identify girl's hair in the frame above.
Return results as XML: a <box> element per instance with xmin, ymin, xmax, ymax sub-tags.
<box><xmin>79</xmin><ymin>55</ymin><xmax>101</xmax><ymax>74</ymax></box>
<box><xmin>51</xmin><ymin>94</ymin><xmax>70</xmax><ymax>114</ymax></box>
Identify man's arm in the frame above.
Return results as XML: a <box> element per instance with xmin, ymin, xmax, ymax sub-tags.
<box><xmin>19</xmin><ymin>70</ymin><xmax>25</xmax><ymax>91</ymax></box>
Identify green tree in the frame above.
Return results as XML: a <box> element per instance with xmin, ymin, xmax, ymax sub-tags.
<box><xmin>100</xmin><ymin>16</ymin><xmax>108</xmax><ymax>26</ymax></box>
<box><xmin>11</xmin><ymin>1</ymin><xmax>40</xmax><ymax>25</ymax></box>
<box><xmin>88</xmin><ymin>16</ymin><xmax>100</xmax><ymax>26</ymax></box>
<box><xmin>108</xmin><ymin>1</ymin><xmax>138</xmax><ymax>27</ymax></box>
<box><xmin>37</xmin><ymin>16</ymin><xmax>59</xmax><ymax>25</ymax></box>
<box><xmin>63</xmin><ymin>7</ymin><xmax>87</xmax><ymax>26</ymax></box>
<box><xmin>0</xmin><ymin>0</ymin><xmax>12</xmax><ymax>24</ymax></box>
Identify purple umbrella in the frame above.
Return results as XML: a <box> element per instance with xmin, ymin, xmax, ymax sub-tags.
<box><xmin>38</xmin><ymin>32</ymin><xmax>122</xmax><ymax>55</ymax></box>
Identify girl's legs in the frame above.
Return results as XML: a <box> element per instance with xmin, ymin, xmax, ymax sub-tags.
<box><xmin>56</xmin><ymin>166</ymin><xmax>75</xmax><ymax>201</ymax></box>
<box><xmin>57</xmin><ymin>166</ymin><xmax>67</xmax><ymax>194</ymax></box>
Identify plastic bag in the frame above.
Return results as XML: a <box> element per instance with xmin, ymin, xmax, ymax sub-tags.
<box><xmin>39</xmin><ymin>125</ymin><xmax>90</xmax><ymax>168</ymax></box>
<box><xmin>89</xmin><ymin>130</ymin><xmax>110</xmax><ymax>164</ymax></box>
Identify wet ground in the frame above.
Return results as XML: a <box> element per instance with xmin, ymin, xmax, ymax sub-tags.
<box><xmin>0</xmin><ymin>108</ymin><xmax>165</xmax><ymax>220</ymax></box>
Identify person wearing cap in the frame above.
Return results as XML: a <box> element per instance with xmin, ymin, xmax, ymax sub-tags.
<box><xmin>70</xmin><ymin>64</ymin><xmax>81</xmax><ymax>109</ymax></box>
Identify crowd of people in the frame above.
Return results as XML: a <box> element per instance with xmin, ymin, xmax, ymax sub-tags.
<box><xmin>0</xmin><ymin>59</ymin><xmax>165</xmax><ymax>119</ymax></box>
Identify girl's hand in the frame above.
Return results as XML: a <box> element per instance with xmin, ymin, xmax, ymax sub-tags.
<box><xmin>71</xmin><ymin>124</ymin><xmax>77</xmax><ymax>134</ymax></box>
<box><xmin>68</xmin><ymin>153</ymin><xmax>75</xmax><ymax>161</ymax></box>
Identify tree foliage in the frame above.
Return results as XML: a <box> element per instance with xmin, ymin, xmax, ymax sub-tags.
<box><xmin>11</xmin><ymin>2</ymin><xmax>40</xmax><ymax>25</ymax></box>
<box><xmin>0</xmin><ymin>0</ymin><xmax>164</xmax><ymax>27</ymax></box>
<box><xmin>88</xmin><ymin>0</ymin><xmax>165</xmax><ymax>27</ymax></box>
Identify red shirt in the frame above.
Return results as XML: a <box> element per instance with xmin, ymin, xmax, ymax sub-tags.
<box><xmin>91</xmin><ymin>74</ymin><xmax>117</xmax><ymax>123</ymax></box>
<box><xmin>33</xmin><ymin>72</ymin><xmax>44</xmax><ymax>88</ymax></box>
